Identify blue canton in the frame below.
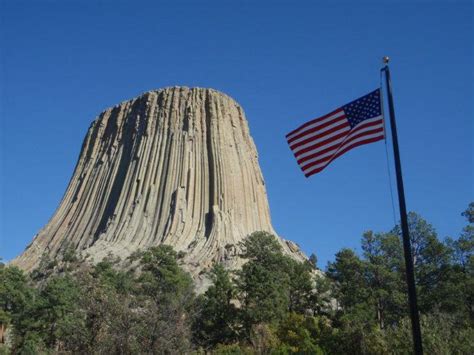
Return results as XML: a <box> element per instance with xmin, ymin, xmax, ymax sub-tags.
<box><xmin>342</xmin><ymin>89</ymin><xmax>382</xmax><ymax>128</ymax></box>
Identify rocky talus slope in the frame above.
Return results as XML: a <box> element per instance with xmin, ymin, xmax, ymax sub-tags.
<box><xmin>13</xmin><ymin>87</ymin><xmax>306</xmax><ymax>286</ymax></box>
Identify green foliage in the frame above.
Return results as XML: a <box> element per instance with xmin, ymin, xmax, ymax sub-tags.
<box><xmin>37</xmin><ymin>275</ymin><xmax>82</xmax><ymax>348</ymax></box>
<box><xmin>248</xmin><ymin>323</ymin><xmax>279</xmax><ymax>353</ymax></box>
<box><xmin>1</xmin><ymin>202</ymin><xmax>472</xmax><ymax>353</ymax></box>
<box><xmin>139</xmin><ymin>245</ymin><xmax>194</xmax><ymax>302</ymax></box>
<box><xmin>324</xmin><ymin>205</ymin><xmax>474</xmax><ymax>353</ymax></box>
<box><xmin>286</xmin><ymin>258</ymin><xmax>314</xmax><ymax>314</ymax></box>
<box><xmin>327</xmin><ymin>248</ymin><xmax>370</xmax><ymax>311</ymax></box>
<box><xmin>17</xmin><ymin>331</ymin><xmax>47</xmax><ymax>355</ymax></box>
<box><xmin>1</xmin><ymin>245</ymin><xmax>197</xmax><ymax>354</ymax></box>
<box><xmin>239</xmin><ymin>231</ymin><xmax>283</xmax><ymax>262</ymax></box>
<box><xmin>92</xmin><ymin>259</ymin><xmax>134</xmax><ymax>294</ymax></box>
<box><xmin>462</xmin><ymin>202</ymin><xmax>474</xmax><ymax>223</ymax></box>
<box><xmin>0</xmin><ymin>266</ymin><xmax>38</xmax><ymax>353</ymax></box>
<box><xmin>237</xmin><ymin>232</ymin><xmax>291</xmax><ymax>328</ymax></box>
<box><xmin>136</xmin><ymin>245</ymin><xmax>195</xmax><ymax>353</ymax></box>
<box><xmin>276</xmin><ymin>313</ymin><xmax>324</xmax><ymax>354</ymax></box>
<box><xmin>0</xmin><ymin>266</ymin><xmax>33</xmax><ymax>320</ymax></box>
<box><xmin>212</xmin><ymin>342</ymin><xmax>253</xmax><ymax>354</ymax></box>
<box><xmin>195</xmin><ymin>232</ymin><xmax>329</xmax><ymax>351</ymax></box>
<box><xmin>362</xmin><ymin>231</ymin><xmax>406</xmax><ymax>327</ymax></box>
<box><xmin>194</xmin><ymin>264</ymin><xmax>238</xmax><ymax>347</ymax></box>
<box><xmin>62</xmin><ymin>246</ymin><xmax>79</xmax><ymax>263</ymax></box>
<box><xmin>308</xmin><ymin>253</ymin><xmax>318</xmax><ymax>269</ymax></box>
<box><xmin>384</xmin><ymin>313</ymin><xmax>474</xmax><ymax>354</ymax></box>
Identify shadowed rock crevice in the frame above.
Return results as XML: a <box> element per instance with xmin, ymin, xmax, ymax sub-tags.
<box><xmin>204</xmin><ymin>91</ymin><xmax>215</xmax><ymax>239</ymax></box>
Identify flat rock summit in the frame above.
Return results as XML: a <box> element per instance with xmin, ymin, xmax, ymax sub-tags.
<box><xmin>14</xmin><ymin>87</ymin><xmax>306</xmax><ymax>285</ymax></box>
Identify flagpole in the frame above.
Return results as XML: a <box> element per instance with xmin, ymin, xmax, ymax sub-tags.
<box><xmin>381</xmin><ymin>57</ymin><xmax>423</xmax><ymax>355</ymax></box>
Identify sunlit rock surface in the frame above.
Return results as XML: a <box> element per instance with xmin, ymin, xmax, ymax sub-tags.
<box><xmin>13</xmin><ymin>87</ymin><xmax>306</xmax><ymax>287</ymax></box>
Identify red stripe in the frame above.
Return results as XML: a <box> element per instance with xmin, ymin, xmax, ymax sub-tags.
<box><xmin>303</xmin><ymin>135</ymin><xmax>384</xmax><ymax>177</ymax></box>
<box><xmin>300</xmin><ymin>127</ymin><xmax>384</xmax><ymax>171</ymax></box>
<box><xmin>289</xmin><ymin>121</ymin><xmax>350</xmax><ymax>150</ymax></box>
<box><xmin>286</xmin><ymin>108</ymin><xmax>344</xmax><ymax>138</ymax></box>
<box><xmin>297</xmin><ymin>139</ymin><xmax>347</xmax><ymax>165</ymax></box>
<box><xmin>292</xmin><ymin>129</ymin><xmax>351</xmax><ymax>157</ymax></box>
<box><xmin>297</xmin><ymin>127</ymin><xmax>383</xmax><ymax>168</ymax></box>
<box><xmin>293</xmin><ymin>118</ymin><xmax>383</xmax><ymax>159</ymax></box>
<box><xmin>287</xmin><ymin>114</ymin><xmax>347</xmax><ymax>144</ymax></box>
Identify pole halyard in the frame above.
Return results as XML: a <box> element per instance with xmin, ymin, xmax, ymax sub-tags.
<box><xmin>381</xmin><ymin>57</ymin><xmax>423</xmax><ymax>355</ymax></box>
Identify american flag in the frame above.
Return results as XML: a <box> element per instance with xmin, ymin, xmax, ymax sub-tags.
<box><xmin>286</xmin><ymin>89</ymin><xmax>385</xmax><ymax>177</ymax></box>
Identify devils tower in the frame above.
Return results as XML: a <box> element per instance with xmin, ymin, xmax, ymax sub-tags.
<box><xmin>13</xmin><ymin>87</ymin><xmax>305</xmax><ymax>283</ymax></box>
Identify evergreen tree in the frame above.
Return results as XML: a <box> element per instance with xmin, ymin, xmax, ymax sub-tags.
<box><xmin>0</xmin><ymin>266</ymin><xmax>36</xmax><ymax>350</ymax></box>
<box><xmin>276</xmin><ymin>313</ymin><xmax>324</xmax><ymax>354</ymax></box>
<box><xmin>193</xmin><ymin>263</ymin><xmax>239</xmax><ymax>348</ymax></box>
<box><xmin>36</xmin><ymin>275</ymin><xmax>82</xmax><ymax>350</ymax></box>
<box><xmin>362</xmin><ymin>231</ymin><xmax>406</xmax><ymax>328</ymax></box>
<box><xmin>286</xmin><ymin>258</ymin><xmax>314</xmax><ymax>314</ymax></box>
<box><xmin>327</xmin><ymin>248</ymin><xmax>369</xmax><ymax>312</ymax></box>
<box><xmin>308</xmin><ymin>253</ymin><xmax>318</xmax><ymax>269</ymax></box>
<box><xmin>137</xmin><ymin>245</ymin><xmax>195</xmax><ymax>353</ymax></box>
<box><xmin>237</xmin><ymin>232</ymin><xmax>291</xmax><ymax>331</ymax></box>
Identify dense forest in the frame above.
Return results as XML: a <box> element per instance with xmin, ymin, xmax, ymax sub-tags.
<box><xmin>1</xmin><ymin>203</ymin><xmax>472</xmax><ymax>354</ymax></box>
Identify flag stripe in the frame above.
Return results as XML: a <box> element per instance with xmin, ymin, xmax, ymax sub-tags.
<box><xmin>303</xmin><ymin>135</ymin><xmax>385</xmax><ymax>177</ymax></box>
<box><xmin>287</xmin><ymin>112</ymin><xmax>346</xmax><ymax>144</ymax></box>
<box><xmin>286</xmin><ymin>109</ymin><xmax>344</xmax><ymax>140</ymax></box>
<box><xmin>300</xmin><ymin>127</ymin><xmax>384</xmax><ymax>172</ymax></box>
<box><xmin>297</xmin><ymin>121</ymin><xmax>384</xmax><ymax>166</ymax></box>
<box><xmin>293</xmin><ymin>116</ymin><xmax>383</xmax><ymax>160</ymax></box>
<box><xmin>291</xmin><ymin>127</ymin><xmax>352</xmax><ymax>156</ymax></box>
<box><xmin>291</xmin><ymin>123</ymin><xmax>351</xmax><ymax>154</ymax></box>
<box><xmin>289</xmin><ymin>119</ymin><xmax>350</xmax><ymax>150</ymax></box>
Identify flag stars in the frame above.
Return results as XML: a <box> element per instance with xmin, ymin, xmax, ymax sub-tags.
<box><xmin>343</xmin><ymin>89</ymin><xmax>382</xmax><ymax>128</ymax></box>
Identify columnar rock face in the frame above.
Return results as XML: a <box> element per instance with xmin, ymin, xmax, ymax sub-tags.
<box><xmin>14</xmin><ymin>87</ymin><xmax>305</xmax><ymax>282</ymax></box>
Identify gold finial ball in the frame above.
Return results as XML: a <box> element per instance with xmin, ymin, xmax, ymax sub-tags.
<box><xmin>383</xmin><ymin>56</ymin><xmax>390</xmax><ymax>64</ymax></box>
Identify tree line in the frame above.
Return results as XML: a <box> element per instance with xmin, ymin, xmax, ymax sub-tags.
<box><xmin>0</xmin><ymin>203</ymin><xmax>472</xmax><ymax>354</ymax></box>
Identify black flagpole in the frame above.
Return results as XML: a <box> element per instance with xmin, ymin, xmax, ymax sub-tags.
<box><xmin>381</xmin><ymin>57</ymin><xmax>423</xmax><ymax>355</ymax></box>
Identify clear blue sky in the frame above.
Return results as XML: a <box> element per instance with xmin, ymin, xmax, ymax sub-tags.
<box><xmin>1</xmin><ymin>1</ymin><xmax>472</xmax><ymax>268</ymax></box>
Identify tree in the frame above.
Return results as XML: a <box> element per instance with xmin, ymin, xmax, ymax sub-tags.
<box><xmin>66</xmin><ymin>263</ymin><xmax>139</xmax><ymax>354</ymax></box>
<box><xmin>384</xmin><ymin>313</ymin><xmax>474</xmax><ymax>354</ymax></box>
<box><xmin>139</xmin><ymin>245</ymin><xmax>193</xmax><ymax>303</ymax></box>
<box><xmin>286</xmin><ymin>258</ymin><xmax>314</xmax><ymax>314</ymax></box>
<box><xmin>361</xmin><ymin>231</ymin><xmax>406</xmax><ymax>328</ymax></box>
<box><xmin>308</xmin><ymin>253</ymin><xmax>318</xmax><ymax>269</ymax></box>
<box><xmin>309</xmin><ymin>274</ymin><xmax>333</xmax><ymax>317</ymax></box>
<box><xmin>391</xmin><ymin>212</ymin><xmax>466</xmax><ymax>315</ymax></box>
<box><xmin>36</xmin><ymin>275</ymin><xmax>82</xmax><ymax>350</ymax></box>
<box><xmin>276</xmin><ymin>313</ymin><xmax>325</xmax><ymax>354</ymax></box>
<box><xmin>237</xmin><ymin>232</ymin><xmax>291</xmax><ymax>331</ymax></box>
<box><xmin>445</xmin><ymin>202</ymin><xmax>474</xmax><ymax>321</ymax></box>
<box><xmin>238</xmin><ymin>231</ymin><xmax>285</xmax><ymax>265</ymax></box>
<box><xmin>327</xmin><ymin>248</ymin><xmax>369</xmax><ymax>312</ymax></box>
<box><xmin>462</xmin><ymin>202</ymin><xmax>474</xmax><ymax>223</ymax></box>
<box><xmin>193</xmin><ymin>264</ymin><xmax>239</xmax><ymax>348</ymax></box>
<box><xmin>0</xmin><ymin>266</ymin><xmax>37</xmax><ymax>351</ymax></box>
<box><xmin>137</xmin><ymin>245</ymin><xmax>195</xmax><ymax>353</ymax></box>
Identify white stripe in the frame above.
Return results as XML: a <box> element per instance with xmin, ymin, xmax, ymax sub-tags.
<box><xmin>298</xmin><ymin>145</ymin><xmax>340</xmax><ymax>168</ymax></box>
<box><xmin>295</xmin><ymin>135</ymin><xmax>346</xmax><ymax>160</ymax></box>
<box><xmin>294</xmin><ymin>116</ymin><xmax>384</xmax><ymax>160</ymax></box>
<box><xmin>291</xmin><ymin>125</ymin><xmax>351</xmax><ymax>154</ymax></box>
<box><xmin>302</xmin><ymin>129</ymin><xmax>384</xmax><ymax>172</ymax></box>
<box><xmin>338</xmin><ymin>117</ymin><xmax>384</xmax><ymax>145</ymax></box>
<box><xmin>287</xmin><ymin>110</ymin><xmax>345</xmax><ymax>141</ymax></box>
<box><xmin>289</xmin><ymin>116</ymin><xmax>348</xmax><ymax>148</ymax></box>
<box><xmin>299</xmin><ymin>119</ymin><xmax>384</xmax><ymax>168</ymax></box>
<box><xmin>302</xmin><ymin>130</ymin><xmax>384</xmax><ymax>174</ymax></box>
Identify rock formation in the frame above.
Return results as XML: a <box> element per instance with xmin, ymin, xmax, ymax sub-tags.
<box><xmin>13</xmin><ymin>87</ymin><xmax>305</xmax><ymax>285</ymax></box>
